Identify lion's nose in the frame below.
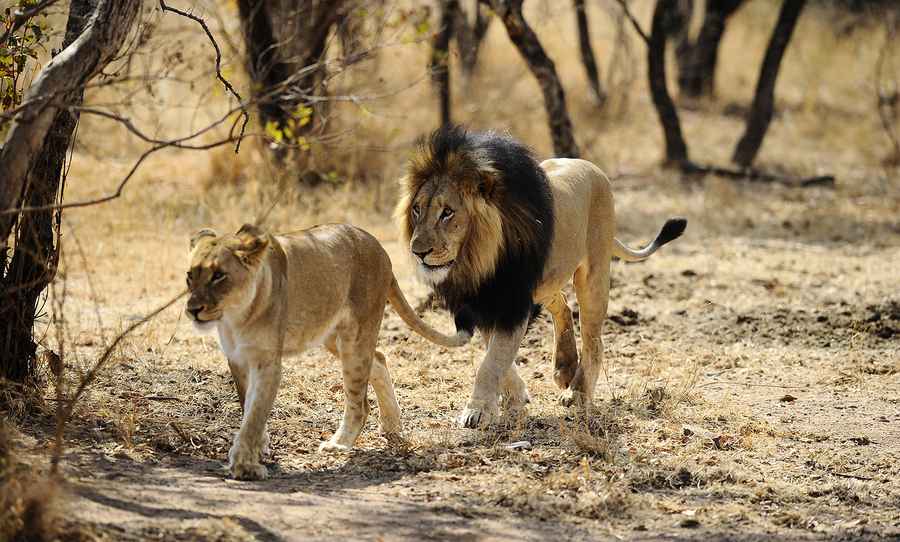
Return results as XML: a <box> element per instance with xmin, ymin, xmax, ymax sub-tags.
<box><xmin>187</xmin><ymin>306</ymin><xmax>205</xmax><ymax>319</ymax></box>
<box><xmin>412</xmin><ymin>248</ymin><xmax>433</xmax><ymax>261</ymax></box>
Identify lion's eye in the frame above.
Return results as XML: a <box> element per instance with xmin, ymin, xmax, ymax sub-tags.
<box><xmin>411</xmin><ymin>204</ymin><xmax>421</xmax><ymax>220</ymax></box>
<box><xmin>212</xmin><ymin>270</ymin><xmax>226</xmax><ymax>283</ymax></box>
<box><xmin>440</xmin><ymin>207</ymin><xmax>454</xmax><ymax>221</ymax></box>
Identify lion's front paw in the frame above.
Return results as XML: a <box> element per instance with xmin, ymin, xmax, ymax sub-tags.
<box><xmin>230</xmin><ymin>461</ymin><xmax>268</xmax><ymax>481</ymax></box>
<box><xmin>318</xmin><ymin>439</ymin><xmax>352</xmax><ymax>453</ymax></box>
<box><xmin>457</xmin><ymin>401</ymin><xmax>499</xmax><ymax>429</ymax></box>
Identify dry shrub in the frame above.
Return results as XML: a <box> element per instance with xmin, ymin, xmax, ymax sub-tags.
<box><xmin>0</xmin><ymin>422</ymin><xmax>63</xmax><ymax>542</ymax></box>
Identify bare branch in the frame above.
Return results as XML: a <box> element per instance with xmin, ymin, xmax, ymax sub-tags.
<box><xmin>158</xmin><ymin>0</ymin><xmax>249</xmax><ymax>152</ymax></box>
<box><xmin>614</xmin><ymin>0</ymin><xmax>650</xmax><ymax>45</ymax></box>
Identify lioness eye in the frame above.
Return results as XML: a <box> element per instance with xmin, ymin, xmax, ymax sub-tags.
<box><xmin>212</xmin><ymin>270</ymin><xmax>226</xmax><ymax>282</ymax></box>
<box><xmin>185</xmin><ymin>272</ymin><xmax>191</xmax><ymax>287</ymax></box>
<box><xmin>440</xmin><ymin>207</ymin><xmax>454</xmax><ymax>221</ymax></box>
<box><xmin>411</xmin><ymin>204</ymin><xmax>420</xmax><ymax>219</ymax></box>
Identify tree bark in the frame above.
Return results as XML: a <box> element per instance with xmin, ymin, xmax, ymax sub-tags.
<box><xmin>431</xmin><ymin>0</ymin><xmax>457</xmax><ymax>126</ymax></box>
<box><xmin>574</xmin><ymin>0</ymin><xmax>605</xmax><ymax>106</ymax></box>
<box><xmin>678</xmin><ymin>0</ymin><xmax>745</xmax><ymax>98</ymax></box>
<box><xmin>732</xmin><ymin>0</ymin><xmax>805</xmax><ymax>167</ymax></box>
<box><xmin>483</xmin><ymin>0</ymin><xmax>579</xmax><ymax>158</ymax></box>
<box><xmin>648</xmin><ymin>0</ymin><xmax>689</xmax><ymax>165</ymax></box>
<box><xmin>0</xmin><ymin>0</ymin><xmax>139</xmax><ymax>384</ymax></box>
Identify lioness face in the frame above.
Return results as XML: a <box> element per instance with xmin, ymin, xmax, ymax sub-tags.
<box><xmin>185</xmin><ymin>225</ymin><xmax>268</xmax><ymax>330</ymax></box>
<box><xmin>407</xmin><ymin>181</ymin><xmax>471</xmax><ymax>285</ymax></box>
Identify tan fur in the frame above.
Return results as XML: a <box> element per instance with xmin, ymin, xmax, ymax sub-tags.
<box><xmin>186</xmin><ymin>223</ymin><xmax>469</xmax><ymax>480</ymax></box>
<box><xmin>398</xmin><ymin>158</ymin><xmax>675</xmax><ymax>426</ymax></box>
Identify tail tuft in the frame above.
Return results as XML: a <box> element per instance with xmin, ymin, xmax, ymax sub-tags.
<box><xmin>655</xmin><ymin>217</ymin><xmax>687</xmax><ymax>247</ymax></box>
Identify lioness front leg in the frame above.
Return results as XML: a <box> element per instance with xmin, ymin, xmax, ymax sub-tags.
<box><xmin>227</xmin><ymin>359</ymin><xmax>270</xmax><ymax>458</ymax></box>
<box><xmin>459</xmin><ymin>321</ymin><xmax>528</xmax><ymax>428</ymax></box>
<box><xmin>229</xmin><ymin>357</ymin><xmax>281</xmax><ymax>481</ymax></box>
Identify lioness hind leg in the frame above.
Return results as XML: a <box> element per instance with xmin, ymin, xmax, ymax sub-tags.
<box><xmin>546</xmin><ymin>292</ymin><xmax>579</xmax><ymax>390</ymax></box>
<box><xmin>320</xmin><ymin>332</ymin><xmax>375</xmax><ymax>452</ymax></box>
<box><xmin>369</xmin><ymin>350</ymin><xmax>401</xmax><ymax>435</ymax></box>
<box><xmin>561</xmin><ymin>263</ymin><xmax>609</xmax><ymax>410</ymax></box>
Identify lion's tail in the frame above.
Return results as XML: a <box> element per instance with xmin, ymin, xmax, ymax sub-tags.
<box><xmin>387</xmin><ymin>277</ymin><xmax>472</xmax><ymax>348</ymax></box>
<box><xmin>613</xmin><ymin>217</ymin><xmax>687</xmax><ymax>262</ymax></box>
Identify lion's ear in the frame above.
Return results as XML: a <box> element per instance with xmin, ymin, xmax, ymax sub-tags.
<box><xmin>233</xmin><ymin>223</ymin><xmax>269</xmax><ymax>265</ymax></box>
<box><xmin>190</xmin><ymin>228</ymin><xmax>217</xmax><ymax>250</ymax></box>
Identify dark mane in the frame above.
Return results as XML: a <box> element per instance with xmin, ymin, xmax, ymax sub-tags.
<box><xmin>420</xmin><ymin>125</ymin><xmax>555</xmax><ymax>334</ymax></box>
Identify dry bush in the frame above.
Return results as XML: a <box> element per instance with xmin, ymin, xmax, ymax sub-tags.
<box><xmin>0</xmin><ymin>422</ymin><xmax>63</xmax><ymax>542</ymax></box>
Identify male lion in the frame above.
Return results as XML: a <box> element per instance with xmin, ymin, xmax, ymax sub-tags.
<box><xmin>186</xmin><ymin>223</ymin><xmax>471</xmax><ymax>479</ymax></box>
<box><xmin>396</xmin><ymin>125</ymin><xmax>686</xmax><ymax>428</ymax></box>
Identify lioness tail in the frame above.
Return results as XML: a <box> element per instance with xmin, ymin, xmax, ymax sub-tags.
<box><xmin>613</xmin><ymin>217</ymin><xmax>687</xmax><ymax>262</ymax></box>
<box><xmin>387</xmin><ymin>277</ymin><xmax>472</xmax><ymax>347</ymax></box>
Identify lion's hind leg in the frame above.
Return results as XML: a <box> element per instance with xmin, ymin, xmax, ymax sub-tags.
<box><xmin>370</xmin><ymin>350</ymin><xmax>401</xmax><ymax>435</ymax></box>
<box><xmin>546</xmin><ymin>292</ymin><xmax>579</xmax><ymax>390</ymax></box>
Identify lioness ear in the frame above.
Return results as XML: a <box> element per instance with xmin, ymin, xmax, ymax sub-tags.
<box><xmin>190</xmin><ymin>228</ymin><xmax>217</xmax><ymax>250</ymax></box>
<box><xmin>233</xmin><ymin>223</ymin><xmax>269</xmax><ymax>265</ymax></box>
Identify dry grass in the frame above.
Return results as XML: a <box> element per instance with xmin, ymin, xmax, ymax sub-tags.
<box><xmin>4</xmin><ymin>0</ymin><xmax>899</xmax><ymax>539</ymax></box>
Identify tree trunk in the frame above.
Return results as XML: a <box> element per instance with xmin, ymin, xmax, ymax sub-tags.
<box><xmin>456</xmin><ymin>0</ymin><xmax>491</xmax><ymax>75</ymax></box>
<box><xmin>678</xmin><ymin>0</ymin><xmax>745</xmax><ymax>98</ymax></box>
<box><xmin>648</xmin><ymin>0</ymin><xmax>689</xmax><ymax>165</ymax></box>
<box><xmin>431</xmin><ymin>0</ymin><xmax>457</xmax><ymax>126</ymax></box>
<box><xmin>573</xmin><ymin>0</ymin><xmax>605</xmax><ymax>106</ymax></box>
<box><xmin>732</xmin><ymin>0</ymin><xmax>805</xmax><ymax>167</ymax></box>
<box><xmin>237</xmin><ymin>1</ymin><xmax>345</xmax><ymax>142</ymax></box>
<box><xmin>236</xmin><ymin>0</ymin><xmax>295</xmax><ymax>138</ymax></box>
<box><xmin>484</xmin><ymin>0</ymin><xmax>580</xmax><ymax>158</ymax></box>
<box><xmin>0</xmin><ymin>0</ymin><xmax>140</xmax><ymax>384</ymax></box>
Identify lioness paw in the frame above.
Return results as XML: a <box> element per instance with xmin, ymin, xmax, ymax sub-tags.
<box><xmin>230</xmin><ymin>462</ymin><xmax>268</xmax><ymax>481</ymax></box>
<box><xmin>318</xmin><ymin>439</ymin><xmax>352</xmax><ymax>453</ymax></box>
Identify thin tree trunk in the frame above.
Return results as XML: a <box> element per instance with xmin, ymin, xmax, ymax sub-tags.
<box><xmin>648</xmin><ymin>0</ymin><xmax>689</xmax><ymax>165</ymax></box>
<box><xmin>431</xmin><ymin>0</ymin><xmax>457</xmax><ymax>126</ymax></box>
<box><xmin>0</xmin><ymin>0</ymin><xmax>140</xmax><ymax>384</ymax></box>
<box><xmin>574</xmin><ymin>0</ymin><xmax>605</xmax><ymax>106</ymax></box>
<box><xmin>484</xmin><ymin>0</ymin><xmax>580</xmax><ymax>157</ymax></box>
<box><xmin>456</xmin><ymin>0</ymin><xmax>491</xmax><ymax>75</ymax></box>
<box><xmin>732</xmin><ymin>0</ymin><xmax>805</xmax><ymax>167</ymax></box>
<box><xmin>678</xmin><ymin>0</ymin><xmax>744</xmax><ymax>98</ymax></box>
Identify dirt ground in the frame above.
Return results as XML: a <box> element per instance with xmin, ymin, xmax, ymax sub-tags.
<box><xmin>7</xmin><ymin>170</ymin><xmax>898</xmax><ymax>540</ymax></box>
<box><xmin>4</xmin><ymin>0</ymin><xmax>900</xmax><ymax>540</ymax></box>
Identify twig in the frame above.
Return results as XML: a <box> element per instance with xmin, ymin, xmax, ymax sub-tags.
<box><xmin>158</xmin><ymin>0</ymin><xmax>249</xmax><ymax>152</ymax></box>
<box><xmin>829</xmin><ymin>471</ymin><xmax>875</xmax><ymax>482</ymax></box>
<box><xmin>698</xmin><ymin>380</ymin><xmax>807</xmax><ymax>390</ymax></box>
<box><xmin>613</xmin><ymin>0</ymin><xmax>649</xmax><ymax>45</ymax></box>
<box><xmin>169</xmin><ymin>421</ymin><xmax>193</xmax><ymax>447</ymax></box>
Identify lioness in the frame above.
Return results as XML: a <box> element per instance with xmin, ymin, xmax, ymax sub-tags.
<box><xmin>396</xmin><ymin>125</ymin><xmax>686</xmax><ymax>428</ymax></box>
<box><xmin>186</xmin><ymin>223</ymin><xmax>471</xmax><ymax>479</ymax></box>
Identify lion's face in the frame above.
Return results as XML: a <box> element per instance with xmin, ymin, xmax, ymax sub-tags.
<box><xmin>185</xmin><ymin>225</ymin><xmax>268</xmax><ymax>330</ymax></box>
<box><xmin>406</xmin><ymin>180</ymin><xmax>473</xmax><ymax>285</ymax></box>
